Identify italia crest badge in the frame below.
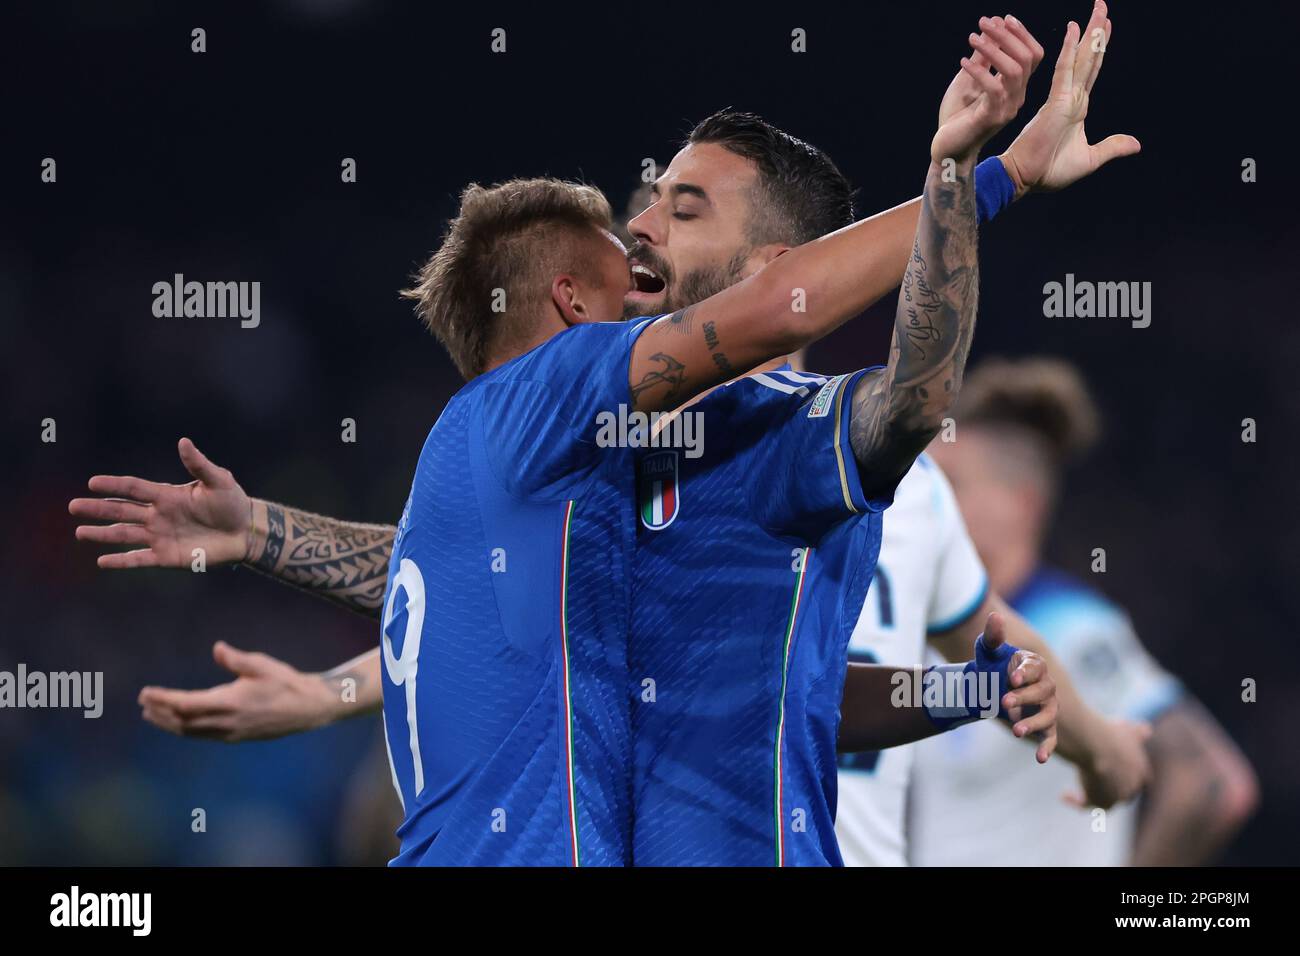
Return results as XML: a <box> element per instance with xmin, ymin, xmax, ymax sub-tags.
<box><xmin>638</xmin><ymin>450</ymin><xmax>680</xmax><ymax>531</ymax></box>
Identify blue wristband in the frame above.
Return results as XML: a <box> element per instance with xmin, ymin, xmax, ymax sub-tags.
<box><xmin>922</xmin><ymin>632</ymin><xmax>1018</xmax><ymax>731</ymax></box>
<box><xmin>975</xmin><ymin>156</ymin><xmax>1016</xmax><ymax>225</ymax></box>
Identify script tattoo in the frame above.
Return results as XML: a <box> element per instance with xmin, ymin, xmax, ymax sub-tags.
<box><xmin>702</xmin><ymin>320</ymin><xmax>734</xmax><ymax>376</ymax></box>
<box><xmin>703</xmin><ymin>320</ymin><xmax>719</xmax><ymax>349</ymax></box>
<box><xmin>248</xmin><ymin>505</ymin><xmax>395</xmax><ymax>618</ymax></box>
<box><xmin>901</xmin><ymin>246</ymin><xmax>944</xmax><ymax>360</ymax></box>
<box><xmin>850</xmin><ymin>162</ymin><xmax>979</xmax><ymax>493</ymax></box>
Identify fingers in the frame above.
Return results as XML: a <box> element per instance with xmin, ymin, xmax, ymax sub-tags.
<box><xmin>979</xmin><ymin>16</ymin><xmax>1035</xmax><ymax>79</ymax></box>
<box><xmin>1035</xmin><ymin>727</ymin><xmax>1058</xmax><ymax>763</ymax></box>
<box><xmin>1007</xmin><ymin>647</ymin><xmax>1045</xmax><ymax>689</ymax></box>
<box><xmin>138</xmin><ymin>684</ymin><xmax>234</xmax><ymax>719</ymax></box>
<box><xmin>96</xmin><ymin>548</ymin><xmax>160</xmax><ymax>570</ymax></box>
<box><xmin>84</xmin><ymin>474</ymin><xmax>163</xmax><ymax>503</ymax></box>
<box><xmin>1086</xmin><ymin>17</ymin><xmax>1112</xmax><ymax>92</ymax></box>
<box><xmin>74</xmin><ymin>523</ymin><xmax>149</xmax><ymax>546</ymax></box>
<box><xmin>178</xmin><ymin>437</ymin><xmax>226</xmax><ymax>487</ymax></box>
<box><xmin>1003</xmin><ymin>14</ymin><xmax>1045</xmax><ymax>69</ymax></box>
<box><xmin>1091</xmin><ymin>132</ymin><xmax>1142</xmax><ymax>167</ymax></box>
<box><xmin>212</xmin><ymin>640</ymin><xmax>277</xmax><ymax>678</ymax></box>
<box><xmin>70</xmin><ymin>497</ymin><xmax>150</xmax><ymax>526</ymax></box>
<box><xmin>1073</xmin><ymin>1</ymin><xmax>1109</xmax><ymax>92</ymax></box>
<box><xmin>970</xmin><ymin>28</ymin><xmax>1023</xmax><ymax>83</ymax></box>
<box><xmin>1003</xmin><ymin>648</ymin><xmax>1057</xmax><ymax>752</ymax></box>
<box><xmin>140</xmin><ymin>700</ymin><xmax>235</xmax><ymax>741</ymax></box>
<box><xmin>1005</xmin><ymin>662</ymin><xmax>1052</xmax><ymax>708</ymax></box>
<box><xmin>1014</xmin><ymin>697</ymin><xmax>1057</xmax><ymax>739</ymax></box>
<box><xmin>960</xmin><ymin>55</ymin><xmax>1002</xmax><ymax>96</ymax></box>
<box><xmin>70</xmin><ymin>496</ymin><xmax>153</xmax><ymax>527</ymax></box>
<box><xmin>963</xmin><ymin>15</ymin><xmax>1036</xmax><ymax>106</ymax></box>
<box><xmin>1051</xmin><ymin>20</ymin><xmax>1080</xmax><ymax>91</ymax></box>
<box><xmin>981</xmin><ymin>612</ymin><xmax>1006</xmax><ymax>652</ymax></box>
<box><xmin>140</xmin><ymin>702</ymin><xmax>186</xmax><ymax>736</ymax></box>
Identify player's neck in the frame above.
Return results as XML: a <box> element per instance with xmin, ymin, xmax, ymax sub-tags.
<box><xmin>483</xmin><ymin>315</ymin><xmax>563</xmax><ymax>374</ymax></box>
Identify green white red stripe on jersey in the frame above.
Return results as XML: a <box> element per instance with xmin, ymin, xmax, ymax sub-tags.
<box><xmin>774</xmin><ymin>547</ymin><xmax>813</xmax><ymax>867</ymax></box>
<box><xmin>558</xmin><ymin>500</ymin><xmax>581</xmax><ymax>866</ymax></box>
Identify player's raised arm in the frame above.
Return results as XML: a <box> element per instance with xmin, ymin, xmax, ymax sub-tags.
<box><xmin>624</xmin><ymin>194</ymin><xmax>922</xmax><ymax>412</ymax></box>
<box><xmin>625</xmin><ymin>16</ymin><xmax>1037</xmax><ymax>415</ymax></box>
<box><xmin>69</xmin><ymin>438</ymin><xmax>394</xmax><ymax>619</ymax></box>
<box><xmin>804</xmin><ymin>3</ymin><xmax>1135</xmax><ymax>316</ymax></box>
<box><xmin>846</xmin><ymin>24</ymin><xmax>1032</xmax><ymax>498</ymax></box>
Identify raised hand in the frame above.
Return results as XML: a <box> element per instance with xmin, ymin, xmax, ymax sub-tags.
<box><xmin>70</xmin><ymin>438</ymin><xmax>252</xmax><ymax>569</ymax></box>
<box><xmin>1000</xmin><ymin>1</ymin><xmax>1141</xmax><ymax>195</ymax></box>
<box><xmin>932</xmin><ymin>14</ymin><xmax>1037</xmax><ymax>165</ymax></box>
<box><xmin>939</xmin><ymin>15</ymin><xmax>1045</xmax><ymax>127</ymax></box>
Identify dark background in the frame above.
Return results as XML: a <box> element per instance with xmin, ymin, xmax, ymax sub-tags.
<box><xmin>3</xmin><ymin>0</ymin><xmax>1296</xmax><ymax>864</ymax></box>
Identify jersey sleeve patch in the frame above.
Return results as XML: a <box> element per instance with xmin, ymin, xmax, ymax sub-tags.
<box><xmin>808</xmin><ymin>374</ymin><xmax>847</xmax><ymax>419</ymax></box>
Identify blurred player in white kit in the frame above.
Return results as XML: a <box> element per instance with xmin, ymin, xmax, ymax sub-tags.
<box><xmin>836</xmin><ymin>357</ymin><xmax>1257</xmax><ymax>866</ymax></box>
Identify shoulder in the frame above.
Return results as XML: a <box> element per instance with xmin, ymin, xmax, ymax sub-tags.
<box><xmin>1015</xmin><ymin>567</ymin><xmax>1129</xmax><ymax>638</ymax></box>
<box><xmin>506</xmin><ymin>318</ymin><xmax>654</xmax><ymax>381</ymax></box>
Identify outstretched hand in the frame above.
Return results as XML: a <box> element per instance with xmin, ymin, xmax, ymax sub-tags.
<box><xmin>1000</xmin><ymin>0</ymin><xmax>1141</xmax><ymax>195</ymax></box>
<box><xmin>139</xmin><ymin>641</ymin><xmax>337</xmax><ymax>742</ymax></box>
<box><xmin>70</xmin><ymin>438</ymin><xmax>252</xmax><ymax>569</ymax></box>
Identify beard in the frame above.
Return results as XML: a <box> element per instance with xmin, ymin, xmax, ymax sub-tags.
<box><xmin>622</xmin><ymin>246</ymin><xmax>751</xmax><ymax>320</ymax></box>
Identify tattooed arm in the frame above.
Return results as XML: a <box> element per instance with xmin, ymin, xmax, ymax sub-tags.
<box><xmin>849</xmin><ymin>166</ymin><xmax>979</xmax><ymax>498</ymax></box>
<box><xmin>247</xmin><ymin>500</ymin><xmax>392</xmax><ymax>618</ymax></box>
<box><xmin>625</xmin><ymin>19</ymin><xmax>1031</xmax><ymax>417</ymax></box>
<box><xmin>848</xmin><ymin>21</ymin><xmax>1031</xmax><ymax>498</ymax></box>
<box><xmin>623</xmin><ymin>200</ymin><xmax>919</xmax><ymax>414</ymax></box>
<box><xmin>71</xmin><ymin>437</ymin><xmax>393</xmax><ymax>620</ymax></box>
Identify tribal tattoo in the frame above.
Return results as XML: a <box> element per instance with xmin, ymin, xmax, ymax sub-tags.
<box><xmin>248</xmin><ymin>503</ymin><xmax>395</xmax><ymax>618</ymax></box>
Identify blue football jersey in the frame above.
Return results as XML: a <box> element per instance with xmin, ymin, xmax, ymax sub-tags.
<box><xmin>380</xmin><ymin>318</ymin><xmax>650</xmax><ymax>866</ymax></box>
<box><xmin>629</xmin><ymin>366</ymin><xmax>890</xmax><ymax>866</ymax></box>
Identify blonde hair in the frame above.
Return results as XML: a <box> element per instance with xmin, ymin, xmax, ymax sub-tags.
<box><xmin>401</xmin><ymin>178</ymin><xmax>613</xmax><ymax>378</ymax></box>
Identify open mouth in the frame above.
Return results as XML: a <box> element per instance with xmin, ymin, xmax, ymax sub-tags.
<box><xmin>631</xmin><ymin>262</ymin><xmax>666</xmax><ymax>295</ymax></box>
